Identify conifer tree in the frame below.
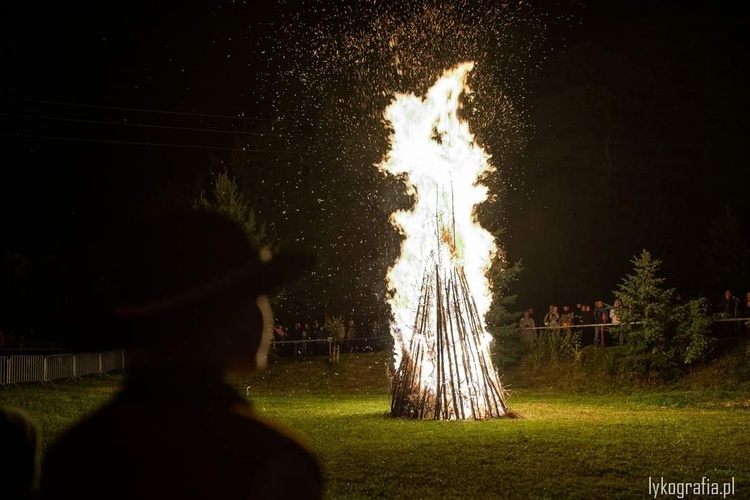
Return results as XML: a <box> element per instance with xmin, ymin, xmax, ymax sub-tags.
<box><xmin>614</xmin><ymin>249</ymin><xmax>714</xmax><ymax>375</ymax></box>
<box><xmin>485</xmin><ymin>256</ymin><xmax>524</xmax><ymax>369</ymax></box>
<box><xmin>615</xmin><ymin>250</ymin><xmax>674</xmax><ymax>320</ymax></box>
<box><xmin>196</xmin><ymin>170</ymin><xmax>267</xmax><ymax>247</ymax></box>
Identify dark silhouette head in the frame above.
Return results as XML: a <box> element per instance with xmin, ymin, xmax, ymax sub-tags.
<box><xmin>79</xmin><ymin>210</ymin><xmax>314</xmax><ymax>373</ymax></box>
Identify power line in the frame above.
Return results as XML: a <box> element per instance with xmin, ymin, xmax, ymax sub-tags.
<box><xmin>1</xmin><ymin>133</ymin><xmax>313</xmax><ymax>154</ymax></box>
<box><xmin>0</xmin><ymin>112</ymin><xmax>287</xmax><ymax>137</ymax></box>
<box><xmin>7</xmin><ymin>97</ymin><xmax>351</xmax><ymax>128</ymax></box>
<box><xmin>9</xmin><ymin>97</ymin><xmax>298</xmax><ymax>124</ymax></box>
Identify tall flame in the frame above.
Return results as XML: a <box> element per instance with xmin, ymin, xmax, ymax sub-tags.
<box><xmin>379</xmin><ymin>62</ymin><xmax>507</xmax><ymax>419</ymax></box>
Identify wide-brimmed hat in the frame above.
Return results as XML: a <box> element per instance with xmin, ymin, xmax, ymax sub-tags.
<box><xmin>104</xmin><ymin>210</ymin><xmax>314</xmax><ymax>319</ymax></box>
<box><xmin>67</xmin><ymin>210</ymin><xmax>315</xmax><ymax>349</ymax></box>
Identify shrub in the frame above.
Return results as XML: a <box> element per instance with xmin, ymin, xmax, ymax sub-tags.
<box><xmin>670</xmin><ymin>297</ymin><xmax>715</xmax><ymax>364</ymax></box>
<box><xmin>531</xmin><ymin>327</ymin><xmax>581</xmax><ymax>365</ymax></box>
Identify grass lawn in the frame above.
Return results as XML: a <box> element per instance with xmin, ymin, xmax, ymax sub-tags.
<box><xmin>2</xmin><ymin>352</ymin><xmax>749</xmax><ymax>499</ymax></box>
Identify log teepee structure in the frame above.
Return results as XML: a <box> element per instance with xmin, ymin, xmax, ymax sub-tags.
<box><xmin>390</xmin><ymin>211</ymin><xmax>511</xmax><ymax>420</ymax></box>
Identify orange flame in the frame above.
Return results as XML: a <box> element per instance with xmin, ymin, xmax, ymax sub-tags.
<box><xmin>379</xmin><ymin>62</ymin><xmax>506</xmax><ymax>418</ymax></box>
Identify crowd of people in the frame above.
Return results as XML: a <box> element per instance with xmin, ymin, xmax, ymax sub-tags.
<box><xmin>271</xmin><ymin>318</ymin><xmax>358</xmax><ymax>355</ymax></box>
<box><xmin>518</xmin><ymin>289</ymin><xmax>750</xmax><ymax>347</ymax></box>
<box><xmin>0</xmin><ymin>329</ymin><xmax>42</xmax><ymax>350</ymax></box>
<box><xmin>518</xmin><ymin>300</ymin><xmax>623</xmax><ymax>347</ymax></box>
<box><xmin>269</xmin><ymin>318</ymin><xmax>394</xmax><ymax>356</ymax></box>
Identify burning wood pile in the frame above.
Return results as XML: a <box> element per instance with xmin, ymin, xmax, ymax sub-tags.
<box><xmin>390</xmin><ymin>261</ymin><xmax>509</xmax><ymax>419</ymax></box>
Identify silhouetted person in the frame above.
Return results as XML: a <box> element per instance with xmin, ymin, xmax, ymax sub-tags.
<box><xmin>543</xmin><ymin>305</ymin><xmax>560</xmax><ymax>328</ymax></box>
<box><xmin>581</xmin><ymin>305</ymin><xmax>595</xmax><ymax>346</ymax></box>
<box><xmin>719</xmin><ymin>289</ymin><xmax>741</xmax><ymax>317</ymax></box>
<box><xmin>0</xmin><ymin>405</ymin><xmax>40</xmax><ymax>499</ymax></box>
<box><xmin>593</xmin><ymin>300</ymin><xmax>609</xmax><ymax>347</ymax></box>
<box><xmin>346</xmin><ymin>319</ymin><xmax>356</xmax><ymax>352</ymax></box>
<box><xmin>41</xmin><ymin>211</ymin><xmax>321</xmax><ymax>499</ymax></box>
<box><xmin>719</xmin><ymin>289</ymin><xmax>741</xmax><ymax>337</ymax></box>
<box><xmin>518</xmin><ymin>310</ymin><xmax>536</xmax><ymax>344</ymax></box>
<box><xmin>560</xmin><ymin>305</ymin><xmax>574</xmax><ymax>327</ymax></box>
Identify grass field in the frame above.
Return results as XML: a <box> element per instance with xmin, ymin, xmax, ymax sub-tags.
<box><xmin>2</xmin><ymin>352</ymin><xmax>749</xmax><ymax>499</ymax></box>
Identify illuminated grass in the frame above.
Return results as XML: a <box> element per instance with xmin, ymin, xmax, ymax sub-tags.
<box><xmin>1</xmin><ymin>353</ymin><xmax>749</xmax><ymax>499</ymax></box>
<box><xmin>256</xmin><ymin>392</ymin><xmax>749</xmax><ymax>499</ymax></box>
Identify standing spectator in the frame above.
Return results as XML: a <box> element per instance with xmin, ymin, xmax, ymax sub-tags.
<box><xmin>560</xmin><ymin>305</ymin><xmax>574</xmax><ymax>327</ymax></box>
<box><xmin>519</xmin><ymin>310</ymin><xmax>536</xmax><ymax>344</ymax></box>
<box><xmin>346</xmin><ymin>319</ymin><xmax>357</xmax><ymax>352</ymax></box>
<box><xmin>719</xmin><ymin>289</ymin><xmax>741</xmax><ymax>317</ymax></box>
<box><xmin>581</xmin><ymin>305</ymin><xmax>595</xmax><ymax>346</ymax></box>
<box><xmin>574</xmin><ymin>304</ymin><xmax>584</xmax><ymax>330</ymax></box>
<box><xmin>301</xmin><ymin>322</ymin><xmax>310</xmax><ymax>356</ymax></box>
<box><xmin>272</xmin><ymin>323</ymin><xmax>285</xmax><ymax>356</ymax></box>
<box><xmin>313</xmin><ymin>319</ymin><xmax>326</xmax><ymax>355</ymax></box>
<box><xmin>336</xmin><ymin>319</ymin><xmax>346</xmax><ymax>347</ymax></box>
<box><xmin>719</xmin><ymin>289</ymin><xmax>741</xmax><ymax>337</ymax></box>
<box><xmin>292</xmin><ymin>322</ymin><xmax>303</xmax><ymax>341</ymax></box>
<box><xmin>593</xmin><ymin>300</ymin><xmax>609</xmax><ymax>347</ymax></box>
<box><xmin>274</xmin><ymin>323</ymin><xmax>286</xmax><ymax>342</ymax></box>
<box><xmin>610</xmin><ymin>299</ymin><xmax>624</xmax><ymax>345</ymax></box>
<box><xmin>293</xmin><ymin>323</ymin><xmax>312</xmax><ymax>356</ymax></box>
<box><xmin>609</xmin><ymin>299</ymin><xmax>622</xmax><ymax>325</ymax></box>
<box><xmin>288</xmin><ymin>322</ymin><xmax>303</xmax><ymax>356</ymax></box>
<box><xmin>543</xmin><ymin>305</ymin><xmax>560</xmax><ymax>328</ymax></box>
<box><xmin>543</xmin><ymin>305</ymin><xmax>560</xmax><ymax>348</ymax></box>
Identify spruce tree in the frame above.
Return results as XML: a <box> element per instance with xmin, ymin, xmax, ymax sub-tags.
<box><xmin>613</xmin><ymin>249</ymin><xmax>714</xmax><ymax>377</ymax></box>
<box><xmin>196</xmin><ymin>170</ymin><xmax>267</xmax><ymax>247</ymax></box>
<box><xmin>485</xmin><ymin>256</ymin><xmax>524</xmax><ymax>369</ymax></box>
<box><xmin>613</xmin><ymin>249</ymin><xmax>675</xmax><ymax>361</ymax></box>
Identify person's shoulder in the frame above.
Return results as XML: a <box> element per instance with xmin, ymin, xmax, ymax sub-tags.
<box><xmin>42</xmin><ymin>402</ymin><xmax>125</xmax><ymax>495</ymax></box>
<box><xmin>230</xmin><ymin>409</ymin><xmax>323</xmax><ymax>497</ymax></box>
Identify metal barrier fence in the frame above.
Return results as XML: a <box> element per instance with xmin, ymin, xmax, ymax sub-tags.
<box><xmin>0</xmin><ymin>350</ymin><xmax>127</xmax><ymax>387</ymax></box>
<box><xmin>270</xmin><ymin>336</ymin><xmax>392</xmax><ymax>358</ymax></box>
<box><xmin>47</xmin><ymin>354</ymin><xmax>75</xmax><ymax>382</ymax></box>
<box><xmin>101</xmin><ymin>350</ymin><xmax>125</xmax><ymax>373</ymax></box>
<box><xmin>76</xmin><ymin>352</ymin><xmax>101</xmax><ymax>378</ymax></box>
<box><xmin>8</xmin><ymin>355</ymin><xmax>46</xmax><ymax>384</ymax></box>
<box><xmin>521</xmin><ymin>317</ymin><xmax>750</xmax><ymax>347</ymax></box>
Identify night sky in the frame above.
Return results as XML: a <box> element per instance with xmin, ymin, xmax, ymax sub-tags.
<box><xmin>1</xmin><ymin>0</ymin><xmax>748</xmax><ymax>336</ymax></box>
